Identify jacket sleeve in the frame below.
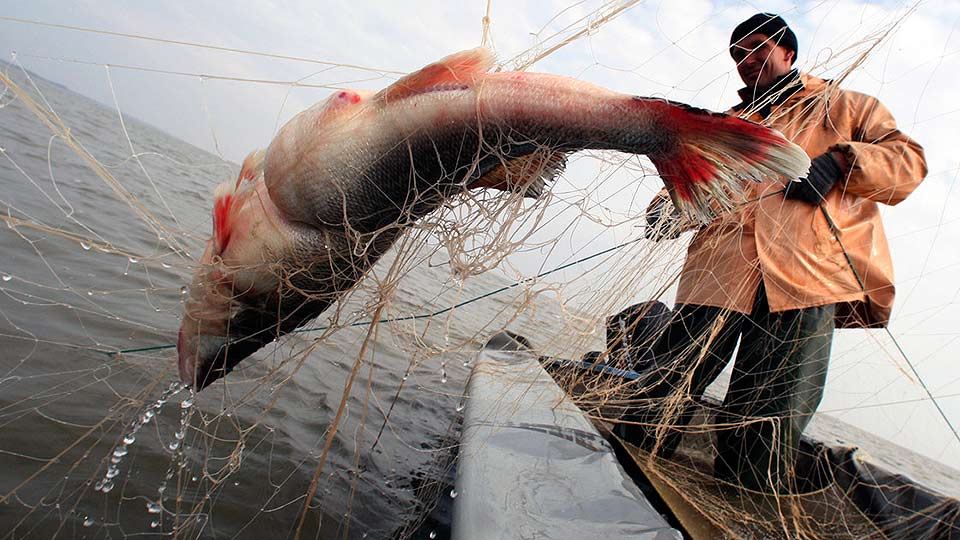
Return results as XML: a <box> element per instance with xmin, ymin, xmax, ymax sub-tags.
<box><xmin>830</xmin><ymin>94</ymin><xmax>928</xmax><ymax>205</ymax></box>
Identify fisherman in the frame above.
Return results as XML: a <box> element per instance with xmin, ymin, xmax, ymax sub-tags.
<box><xmin>618</xmin><ymin>13</ymin><xmax>928</xmax><ymax>493</ymax></box>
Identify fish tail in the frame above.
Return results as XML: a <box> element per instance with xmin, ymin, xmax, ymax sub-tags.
<box><xmin>643</xmin><ymin>99</ymin><xmax>810</xmax><ymax>222</ymax></box>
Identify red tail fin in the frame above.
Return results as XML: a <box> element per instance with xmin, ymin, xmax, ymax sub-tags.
<box><xmin>644</xmin><ymin>99</ymin><xmax>809</xmax><ymax>222</ymax></box>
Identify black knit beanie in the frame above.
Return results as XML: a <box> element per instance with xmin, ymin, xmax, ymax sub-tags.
<box><xmin>729</xmin><ymin>13</ymin><xmax>798</xmax><ymax>64</ymax></box>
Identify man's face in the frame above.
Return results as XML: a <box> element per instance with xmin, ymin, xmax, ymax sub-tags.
<box><xmin>731</xmin><ymin>33</ymin><xmax>795</xmax><ymax>89</ymax></box>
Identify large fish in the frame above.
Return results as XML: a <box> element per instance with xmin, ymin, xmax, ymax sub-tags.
<box><xmin>177</xmin><ymin>48</ymin><xmax>809</xmax><ymax>390</ymax></box>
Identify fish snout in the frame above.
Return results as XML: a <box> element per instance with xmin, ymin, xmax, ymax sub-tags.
<box><xmin>177</xmin><ymin>323</ymin><xmax>229</xmax><ymax>390</ymax></box>
<box><xmin>177</xmin><ymin>263</ymin><xmax>283</xmax><ymax>390</ymax></box>
<box><xmin>178</xmin><ymin>308</ymin><xmax>278</xmax><ymax>391</ymax></box>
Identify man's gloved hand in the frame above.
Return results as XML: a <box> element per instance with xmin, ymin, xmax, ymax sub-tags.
<box><xmin>784</xmin><ymin>152</ymin><xmax>845</xmax><ymax>204</ymax></box>
<box><xmin>645</xmin><ymin>195</ymin><xmax>684</xmax><ymax>241</ymax></box>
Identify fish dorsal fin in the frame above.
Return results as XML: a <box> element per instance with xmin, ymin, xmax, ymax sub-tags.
<box><xmin>468</xmin><ymin>151</ymin><xmax>568</xmax><ymax>199</ymax></box>
<box><xmin>375</xmin><ymin>48</ymin><xmax>495</xmax><ymax>103</ymax></box>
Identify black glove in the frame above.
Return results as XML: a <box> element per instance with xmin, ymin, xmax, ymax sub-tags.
<box><xmin>784</xmin><ymin>152</ymin><xmax>844</xmax><ymax>204</ymax></box>
<box><xmin>645</xmin><ymin>196</ymin><xmax>683</xmax><ymax>241</ymax></box>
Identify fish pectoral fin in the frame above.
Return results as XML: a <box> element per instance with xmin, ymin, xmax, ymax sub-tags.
<box><xmin>468</xmin><ymin>151</ymin><xmax>567</xmax><ymax>199</ymax></box>
<box><xmin>375</xmin><ymin>48</ymin><xmax>495</xmax><ymax>103</ymax></box>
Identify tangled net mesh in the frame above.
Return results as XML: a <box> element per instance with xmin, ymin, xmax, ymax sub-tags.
<box><xmin>0</xmin><ymin>2</ymin><xmax>958</xmax><ymax>539</ymax></box>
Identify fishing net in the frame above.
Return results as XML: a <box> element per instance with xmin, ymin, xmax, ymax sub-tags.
<box><xmin>0</xmin><ymin>1</ymin><xmax>958</xmax><ymax>539</ymax></box>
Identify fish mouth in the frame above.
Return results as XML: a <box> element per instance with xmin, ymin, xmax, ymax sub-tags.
<box><xmin>176</xmin><ymin>326</ymin><xmax>229</xmax><ymax>391</ymax></box>
<box><xmin>178</xmin><ymin>329</ymin><xmax>270</xmax><ymax>391</ymax></box>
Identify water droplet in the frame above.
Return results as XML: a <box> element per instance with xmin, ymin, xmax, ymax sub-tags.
<box><xmin>81</xmin><ymin>242</ymin><xmax>91</xmax><ymax>250</ymax></box>
<box><xmin>174</xmin><ymin>429</ymin><xmax>185</xmax><ymax>440</ymax></box>
<box><xmin>167</xmin><ymin>440</ymin><xmax>180</xmax><ymax>451</ymax></box>
<box><xmin>151</xmin><ymin>519</ymin><xmax>160</xmax><ymax>528</ymax></box>
<box><xmin>455</xmin><ymin>403</ymin><xmax>464</xmax><ymax>413</ymax></box>
<box><xmin>233</xmin><ymin>481</ymin><xmax>239</xmax><ymax>487</ymax></box>
<box><xmin>1</xmin><ymin>274</ymin><xmax>11</xmax><ymax>282</ymax></box>
<box><xmin>123</xmin><ymin>433</ymin><xmax>136</xmax><ymax>445</ymax></box>
<box><xmin>429</xmin><ymin>531</ymin><xmax>437</xmax><ymax>539</ymax></box>
<box><xmin>449</xmin><ymin>489</ymin><xmax>458</xmax><ymax>498</ymax></box>
<box><xmin>179</xmin><ymin>286</ymin><xmax>188</xmax><ymax>295</ymax></box>
<box><xmin>87</xmin><ymin>290</ymin><xmax>93</xmax><ymax>296</ymax></box>
<box><xmin>402</xmin><ymin>373</ymin><xmax>408</xmax><ymax>381</ymax></box>
<box><xmin>106</xmin><ymin>467</ymin><xmax>119</xmax><ymax>479</ymax></box>
<box><xmin>180</xmin><ymin>397</ymin><xmax>194</xmax><ymax>409</ymax></box>
<box><xmin>128</xmin><ymin>257</ymin><xmax>138</xmax><ymax>264</ymax></box>
<box><xmin>161</xmin><ymin>262</ymin><xmax>171</xmax><ymax>269</ymax></box>
<box><xmin>82</xmin><ymin>517</ymin><xmax>94</xmax><ymax>527</ymax></box>
<box><xmin>441</xmin><ymin>370</ymin><xmax>447</xmax><ymax>384</ymax></box>
<box><xmin>94</xmin><ymin>479</ymin><xmax>105</xmax><ymax>491</ymax></box>
<box><xmin>146</xmin><ymin>501</ymin><xmax>161</xmax><ymax>514</ymax></box>
<box><xmin>101</xmin><ymin>480</ymin><xmax>115</xmax><ymax>493</ymax></box>
<box><xmin>142</xmin><ymin>409</ymin><xmax>155</xmax><ymax>423</ymax></box>
<box><xmin>113</xmin><ymin>447</ymin><xmax>128</xmax><ymax>458</ymax></box>
<box><xmin>110</xmin><ymin>455</ymin><xmax>122</xmax><ymax>464</ymax></box>
<box><xmin>191</xmin><ymin>476</ymin><xmax>198</xmax><ymax>482</ymax></box>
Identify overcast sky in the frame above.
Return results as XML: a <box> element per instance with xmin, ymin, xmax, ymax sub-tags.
<box><xmin>1</xmin><ymin>1</ymin><xmax>959</xmax><ymax>469</ymax></box>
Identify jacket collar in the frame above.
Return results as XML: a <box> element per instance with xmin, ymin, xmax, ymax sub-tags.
<box><xmin>732</xmin><ymin>69</ymin><xmax>804</xmax><ymax>118</ymax></box>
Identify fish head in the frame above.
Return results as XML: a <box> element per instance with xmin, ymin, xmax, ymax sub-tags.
<box><xmin>177</xmin><ymin>168</ymin><xmax>300</xmax><ymax>391</ymax></box>
<box><xmin>176</xmin><ymin>235</ymin><xmax>282</xmax><ymax>390</ymax></box>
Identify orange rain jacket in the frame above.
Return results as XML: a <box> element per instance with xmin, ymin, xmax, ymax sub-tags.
<box><xmin>661</xmin><ymin>73</ymin><xmax>927</xmax><ymax>328</ymax></box>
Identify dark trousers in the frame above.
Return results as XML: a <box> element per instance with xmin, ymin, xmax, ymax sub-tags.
<box><xmin>620</xmin><ymin>283</ymin><xmax>835</xmax><ymax>492</ymax></box>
